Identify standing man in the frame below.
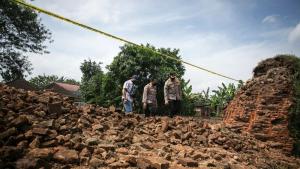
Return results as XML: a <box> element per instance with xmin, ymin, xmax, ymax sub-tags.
<box><xmin>164</xmin><ymin>72</ymin><xmax>182</xmax><ymax>117</ymax></box>
<box><xmin>142</xmin><ymin>78</ymin><xmax>158</xmax><ymax>117</ymax></box>
<box><xmin>122</xmin><ymin>75</ymin><xmax>138</xmax><ymax>114</ymax></box>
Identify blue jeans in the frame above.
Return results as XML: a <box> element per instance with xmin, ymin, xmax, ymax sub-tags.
<box><xmin>123</xmin><ymin>100</ymin><xmax>133</xmax><ymax>113</ymax></box>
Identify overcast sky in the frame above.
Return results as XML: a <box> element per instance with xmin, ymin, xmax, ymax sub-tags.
<box><xmin>28</xmin><ymin>0</ymin><xmax>300</xmax><ymax>92</ymax></box>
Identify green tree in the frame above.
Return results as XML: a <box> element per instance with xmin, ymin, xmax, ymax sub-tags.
<box><xmin>0</xmin><ymin>0</ymin><xmax>51</xmax><ymax>82</ymax></box>
<box><xmin>104</xmin><ymin>43</ymin><xmax>185</xmax><ymax>112</ymax></box>
<box><xmin>209</xmin><ymin>82</ymin><xmax>242</xmax><ymax>116</ymax></box>
<box><xmin>29</xmin><ymin>74</ymin><xmax>80</xmax><ymax>89</ymax></box>
<box><xmin>200</xmin><ymin>88</ymin><xmax>211</xmax><ymax>106</ymax></box>
<box><xmin>181</xmin><ymin>79</ymin><xmax>201</xmax><ymax>115</ymax></box>
<box><xmin>193</xmin><ymin>81</ymin><xmax>243</xmax><ymax>117</ymax></box>
<box><xmin>80</xmin><ymin>59</ymin><xmax>105</xmax><ymax>104</ymax></box>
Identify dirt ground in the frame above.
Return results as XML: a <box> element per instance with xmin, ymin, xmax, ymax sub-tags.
<box><xmin>1</xmin><ymin>83</ymin><xmax>300</xmax><ymax>169</ymax></box>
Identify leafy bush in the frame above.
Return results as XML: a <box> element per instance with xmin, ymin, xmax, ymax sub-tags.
<box><xmin>181</xmin><ymin>80</ymin><xmax>200</xmax><ymax>116</ymax></box>
<box><xmin>210</xmin><ymin>82</ymin><xmax>243</xmax><ymax>116</ymax></box>
<box><xmin>193</xmin><ymin>82</ymin><xmax>243</xmax><ymax>117</ymax></box>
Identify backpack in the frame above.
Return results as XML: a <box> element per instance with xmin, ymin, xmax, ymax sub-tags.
<box><xmin>129</xmin><ymin>84</ymin><xmax>137</xmax><ymax>97</ymax></box>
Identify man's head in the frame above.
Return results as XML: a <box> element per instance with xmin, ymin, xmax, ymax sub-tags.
<box><xmin>131</xmin><ymin>75</ymin><xmax>138</xmax><ymax>82</ymax></box>
<box><xmin>150</xmin><ymin>78</ymin><xmax>157</xmax><ymax>86</ymax></box>
<box><xmin>169</xmin><ymin>72</ymin><xmax>176</xmax><ymax>80</ymax></box>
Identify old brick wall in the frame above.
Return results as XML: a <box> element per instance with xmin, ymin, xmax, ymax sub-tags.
<box><xmin>224</xmin><ymin>58</ymin><xmax>295</xmax><ymax>154</ymax></box>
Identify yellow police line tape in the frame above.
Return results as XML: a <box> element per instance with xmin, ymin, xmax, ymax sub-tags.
<box><xmin>12</xmin><ymin>0</ymin><xmax>240</xmax><ymax>82</ymax></box>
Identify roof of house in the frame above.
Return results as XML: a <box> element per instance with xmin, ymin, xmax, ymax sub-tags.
<box><xmin>55</xmin><ymin>82</ymin><xmax>80</xmax><ymax>92</ymax></box>
<box><xmin>45</xmin><ymin>82</ymin><xmax>80</xmax><ymax>99</ymax></box>
<box><xmin>6</xmin><ymin>78</ymin><xmax>38</xmax><ymax>91</ymax></box>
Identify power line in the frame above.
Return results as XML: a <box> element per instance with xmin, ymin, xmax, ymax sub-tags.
<box><xmin>12</xmin><ymin>0</ymin><xmax>240</xmax><ymax>82</ymax></box>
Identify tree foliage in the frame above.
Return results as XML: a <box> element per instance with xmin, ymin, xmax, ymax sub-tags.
<box><xmin>181</xmin><ymin>79</ymin><xmax>201</xmax><ymax>116</ymax></box>
<box><xmin>194</xmin><ymin>82</ymin><xmax>243</xmax><ymax>117</ymax></box>
<box><xmin>209</xmin><ymin>82</ymin><xmax>241</xmax><ymax>116</ymax></box>
<box><xmin>0</xmin><ymin>0</ymin><xmax>51</xmax><ymax>82</ymax></box>
<box><xmin>104</xmin><ymin>44</ymin><xmax>185</xmax><ymax>113</ymax></box>
<box><xmin>78</xmin><ymin>44</ymin><xmax>240</xmax><ymax>116</ymax></box>
<box><xmin>80</xmin><ymin>59</ymin><xmax>105</xmax><ymax>104</ymax></box>
<box><xmin>29</xmin><ymin>74</ymin><xmax>80</xmax><ymax>89</ymax></box>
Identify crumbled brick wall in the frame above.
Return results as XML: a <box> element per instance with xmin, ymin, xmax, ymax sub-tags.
<box><xmin>224</xmin><ymin>57</ymin><xmax>295</xmax><ymax>154</ymax></box>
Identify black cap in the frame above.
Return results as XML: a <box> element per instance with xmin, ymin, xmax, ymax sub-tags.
<box><xmin>131</xmin><ymin>75</ymin><xmax>138</xmax><ymax>80</ymax></box>
<box><xmin>169</xmin><ymin>72</ymin><xmax>176</xmax><ymax>76</ymax></box>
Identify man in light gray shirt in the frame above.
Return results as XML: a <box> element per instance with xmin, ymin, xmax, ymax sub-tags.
<box><xmin>122</xmin><ymin>75</ymin><xmax>137</xmax><ymax>114</ymax></box>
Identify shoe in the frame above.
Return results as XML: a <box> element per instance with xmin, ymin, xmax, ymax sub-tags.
<box><xmin>125</xmin><ymin>112</ymin><xmax>133</xmax><ymax>116</ymax></box>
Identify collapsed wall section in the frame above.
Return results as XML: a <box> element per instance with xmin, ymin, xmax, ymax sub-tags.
<box><xmin>224</xmin><ymin>55</ymin><xmax>299</xmax><ymax>154</ymax></box>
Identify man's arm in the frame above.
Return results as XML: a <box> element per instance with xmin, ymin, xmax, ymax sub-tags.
<box><xmin>178</xmin><ymin>82</ymin><xmax>183</xmax><ymax>100</ymax></box>
<box><xmin>142</xmin><ymin>85</ymin><xmax>148</xmax><ymax>103</ymax></box>
<box><xmin>142</xmin><ymin>85</ymin><xmax>148</xmax><ymax>109</ymax></box>
<box><xmin>122</xmin><ymin>81</ymin><xmax>128</xmax><ymax>100</ymax></box>
<box><xmin>164</xmin><ymin>82</ymin><xmax>168</xmax><ymax>104</ymax></box>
